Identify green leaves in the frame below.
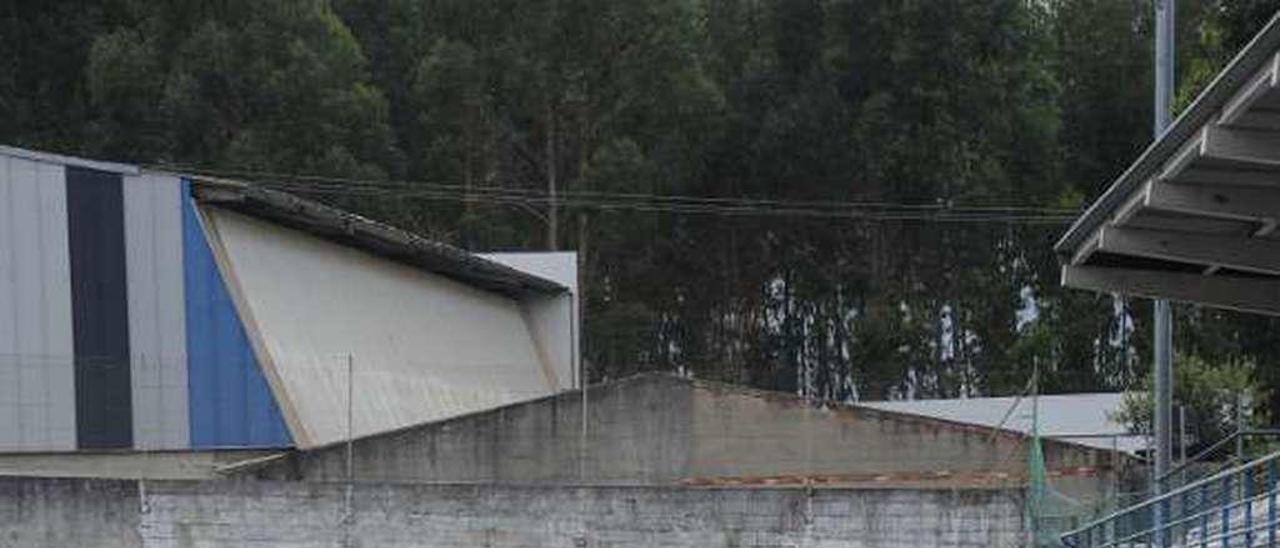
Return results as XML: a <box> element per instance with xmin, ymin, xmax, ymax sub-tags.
<box><xmin>1116</xmin><ymin>354</ymin><xmax>1262</xmax><ymax>451</ymax></box>
<box><xmin>15</xmin><ymin>0</ymin><xmax>1276</xmax><ymax>404</ymax></box>
<box><xmin>83</xmin><ymin>0</ymin><xmax>400</xmax><ymax>177</ymax></box>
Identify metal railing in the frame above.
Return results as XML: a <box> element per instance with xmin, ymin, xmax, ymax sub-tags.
<box><xmin>1154</xmin><ymin>430</ymin><xmax>1280</xmax><ymax>493</ymax></box>
<box><xmin>1060</xmin><ymin>450</ymin><xmax>1280</xmax><ymax>547</ymax></box>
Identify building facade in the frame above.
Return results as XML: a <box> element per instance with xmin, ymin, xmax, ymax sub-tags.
<box><xmin>0</xmin><ymin>146</ymin><xmax>577</xmax><ymax>453</ymax></box>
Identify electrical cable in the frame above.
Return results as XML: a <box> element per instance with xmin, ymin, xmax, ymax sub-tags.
<box><xmin>149</xmin><ymin>162</ymin><xmax>1082</xmax><ymax>224</ymax></box>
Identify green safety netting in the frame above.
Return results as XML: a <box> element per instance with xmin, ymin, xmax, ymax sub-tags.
<box><xmin>1027</xmin><ymin>392</ymin><xmax>1088</xmax><ymax>546</ymax></box>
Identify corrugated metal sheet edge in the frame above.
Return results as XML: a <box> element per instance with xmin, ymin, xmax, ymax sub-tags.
<box><xmin>0</xmin><ymin>145</ymin><xmax>139</xmax><ymax>175</ymax></box>
<box><xmin>1055</xmin><ymin>11</ymin><xmax>1280</xmax><ymax>256</ymax></box>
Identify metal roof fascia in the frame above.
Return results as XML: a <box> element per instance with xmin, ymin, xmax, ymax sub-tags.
<box><xmin>1055</xmin><ymin>11</ymin><xmax>1280</xmax><ymax>257</ymax></box>
<box><xmin>0</xmin><ymin>145</ymin><xmax>140</xmax><ymax>175</ymax></box>
<box><xmin>188</xmin><ymin>178</ymin><xmax>569</xmax><ymax>297</ymax></box>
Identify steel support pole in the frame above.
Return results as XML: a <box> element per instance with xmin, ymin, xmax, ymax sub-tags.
<box><xmin>1153</xmin><ymin>0</ymin><xmax>1175</xmax><ymax>543</ymax></box>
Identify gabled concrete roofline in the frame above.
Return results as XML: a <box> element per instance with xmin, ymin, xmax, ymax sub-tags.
<box><xmin>684</xmin><ymin>374</ymin><xmax>1128</xmax><ymax>457</ymax></box>
<box><xmin>307</xmin><ymin>371</ymin><xmax>1136</xmax><ymax>461</ymax></box>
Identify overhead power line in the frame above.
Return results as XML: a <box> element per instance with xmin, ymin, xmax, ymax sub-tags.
<box><xmin>151</xmin><ymin>163</ymin><xmax>1081</xmax><ymax>224</ymax></box>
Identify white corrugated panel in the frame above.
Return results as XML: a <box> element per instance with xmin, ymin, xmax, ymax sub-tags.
<box><xmin>0</xmin><ymin>155</ymin><xmax>76</xmax><ymax>451</ymax></box>
<box><xmin>124</xmin><ymin>173</ymin><xmax>189</xmax><ymax>450</ymax></box>
<box><xmin>478</xmin><ymin>252</ymin><xmax>578</xmax><ymax>390</ymax></box>
<box><xmin>200</xmin><ymin>207</ymin><xmax>557</xmax><ymax>448</ymax></box>
<box><xmin>860</xmin><ymin>393</ymin><xmax>1145</xmax><ymax>453</ymax></box>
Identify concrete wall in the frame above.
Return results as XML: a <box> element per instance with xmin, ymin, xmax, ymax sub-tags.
<box><xmin>0</xmin><ymin>478</ymin><xmax>140</xmax><ymax>548</ymax></box>
<box><xmin>265</xmin><ymin>373</ymin><xmax>692</xmax><ymax>484</ymax></box>
<box><xmin>265</xmin><ymin>374</ymin><xmax>1120</xmax><ymax>498</ymax></box>
<box><xmin>0</xmin><ymin>476</ymin><xmax>1027</xmax><ymax>547</ymax></box>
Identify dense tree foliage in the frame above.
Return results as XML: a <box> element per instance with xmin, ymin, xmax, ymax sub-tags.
<box><xmin>1116</xmin><ymin>354</ymin><xmax>1262</xmax><ymax>453</ymax></box>
<box><xmin>4</xmin><ymin>0</ymin><xmax>1280</xmax><ymax>407</ymax></box>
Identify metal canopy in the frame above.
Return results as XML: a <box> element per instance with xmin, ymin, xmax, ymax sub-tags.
<box><xmin>1057</xmin><ymin>13</ymin><xmax>1280</xmax><ymax>315</ymax></box>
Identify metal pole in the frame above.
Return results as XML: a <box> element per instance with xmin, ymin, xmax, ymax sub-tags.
<box><xmin>344</xmin><ymin>354</ymin><xmax>355</xmax><ymax>548</ymax></box>
<box><xmin>577</xmin><ymin>259</ymin><xmax>587</xmax><ymax>481</ymax></box>
<box><xmin>346</xmin><ymin>353</ymin><xmax>355</xmax><ymax>482</ymax></box>
<box><xmin>1237</xmin><ymin>392</ymin><xmax>1246</xmax><ymax>463</ymax></box>
<box><xmin>1153</xmin><ymin>1</ymin><xmax>1175</xmax><ymax>542</ymax></box>
<box><xmin>1179</xmin><ymin>405</ymin><xmax>1188</xmax><ymax>487</ymax></box>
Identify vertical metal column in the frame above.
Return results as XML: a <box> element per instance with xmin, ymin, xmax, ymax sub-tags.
<box><xmin>1153</xmin><ymin>0</ymin><xmax>1175</xmax><ymax>542</ymax></box>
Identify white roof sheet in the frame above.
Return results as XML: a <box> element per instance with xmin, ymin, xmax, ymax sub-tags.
<box><xmin>860</xmin><ymin>393</ymin><xmax>1147</xmax><ymax>454</ymax></box>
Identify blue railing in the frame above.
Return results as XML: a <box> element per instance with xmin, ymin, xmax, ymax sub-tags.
<box><xmin>1060</xmin><ymin>451</ymin><xmax>1280</xmax><ymax>547</ymax></box>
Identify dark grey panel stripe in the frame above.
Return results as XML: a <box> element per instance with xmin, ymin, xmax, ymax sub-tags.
<box><xmin>66</xmin><ymin>167</ymin><xmax>132</xmax><ymax>449</ymax></box>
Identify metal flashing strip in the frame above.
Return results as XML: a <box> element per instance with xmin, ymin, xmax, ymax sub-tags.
<box><xmin>189</xmin><ymin>179</ymin><xmax>567</xmax><ymax>298</ymax></box>
<box><xmin>0</xmin><ymin>145</ymin><xmax>139</xmax><ymax>175</ymax></box>
<box><xmin>1055</xmin><ymin>11</ymin><xmax>1280</xmax><ymax>257</ymax></box>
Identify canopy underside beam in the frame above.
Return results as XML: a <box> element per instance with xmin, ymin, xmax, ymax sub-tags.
<box><xmin>1061</xmin><ymin>265</ymin><xmax>1280</xmax><ymax>316</ymax></box>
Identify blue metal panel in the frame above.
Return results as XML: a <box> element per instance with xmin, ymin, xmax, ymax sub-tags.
<box><xmin>182</xmin><ymin>180</ymin><xmax>291</xmax><ymax>448</ymax></box>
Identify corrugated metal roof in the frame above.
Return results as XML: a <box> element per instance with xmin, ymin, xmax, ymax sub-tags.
<box><xmin>1053</xmin><ymin>11</ymin><xmax>1280</xmax><ymax>314</ymax></box>
<box><xmin>189</xmin><ymin>178</ymin><xmax>567</xmax><ymax>297</ymax></box>
<box><xmin>0</xmin><ymin>146</ymin><xmax>567</xmax><ymax>298</ymax></box>
<box><xmin>1055</xmin><ymin>11</ymin><xmax>1280</xmax><ymax>256</ymax></box>
<box><xmin>860</xmin><ymin>393</ymin><xmax>1146</xmax><ymax>454</ymax></box>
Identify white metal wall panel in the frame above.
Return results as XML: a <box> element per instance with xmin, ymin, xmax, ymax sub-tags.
<box><xmin>478</xmin><ymin>252</ymin><xmax>579</xmax><ymax>390</ymax></box>
<box><xmin>0</xmin><ymin>155</ymin><xmax>76</xmax><ymax>451</ymax></box>
<box><xmin>201</xmin><ymin>207</ymin><xmax>555</xmax><ymax>448</ymax></box>
<box><xmin>124</xmin><ymin>174</ymin><xmax>189</xmax><ymax>450</ymax></box>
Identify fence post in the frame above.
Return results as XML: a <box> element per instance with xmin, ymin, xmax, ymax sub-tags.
<box><xmin>1200</xmin><ymin>482</ymin><xmax>1209</xmax><ymax>548</ymax></box>
<box><xmin>1221</xmin><ymin>474</ymin><xmax>1232</xmax><ymax>548</ymax></box>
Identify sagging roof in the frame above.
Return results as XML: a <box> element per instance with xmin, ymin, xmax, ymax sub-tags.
<box><xmin>1056</xmin><ymin>12</ymin><xmax>1280</xmax><ymax>314</ymax></box>
<box><xmin>190</xmin><ymin>177</ymin><xmax>567</xmax><ymax>297</ymax></box>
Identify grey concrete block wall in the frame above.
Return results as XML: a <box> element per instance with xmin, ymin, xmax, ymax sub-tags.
<box><xmin>0</xmin><ymin>476</ymin><xmax>1029</xmax><ymax>547</ymax></box>
<box><xmin>264</xmin><ymin>374</ymin><xmax>1123</xmax><ymax>497</ymax></box>
<box><xmin>264</xmin><ymin>373</ymin><xmax>697</xmax><ymax>484</ymax></box>
<box><xmin>0</xmin><ymin>478</ymin><xmax>140</xmax><ymax>548</ymax></box>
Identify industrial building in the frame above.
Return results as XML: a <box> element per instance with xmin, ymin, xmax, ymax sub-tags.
<box><xmin>0</xmin><ymin>145</ymin><xmax>1132</xmax><ymax>546</ymax></box>
<box><xmin>0</xmin><ymin>145</ymin><xmax>578</xmax><ymax>453</ymax></box>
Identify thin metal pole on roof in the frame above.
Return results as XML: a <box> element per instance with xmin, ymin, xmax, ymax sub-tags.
<box><xmin>1152</xmin><ymin>0</ymin><xmax>1175</xmax><ymax>541</ymax></box>
<box><xmin>344</xmin><ymin>354</ymin><xmax>355</xmax><ymax>548</ymax></box>
<box><xmin>577</xmin><ymin>258</ymin><xmax>587</xmax><ymax>483</ymax></box>
<box><xmin>346</xmin><ymin>353</ymin><xmax>355</xmax><ymax>482</ymax></box>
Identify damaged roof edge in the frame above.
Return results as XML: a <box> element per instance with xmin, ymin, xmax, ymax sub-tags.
<box><xmin>188</xmin><ymin>176</ymin><xmax>568</xmax><ymax>298</ymax></box>
<box><xmin>1055</xmin><ymin>11</ymin><xmax>1280</xmax><ymax>257</ymax></box>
